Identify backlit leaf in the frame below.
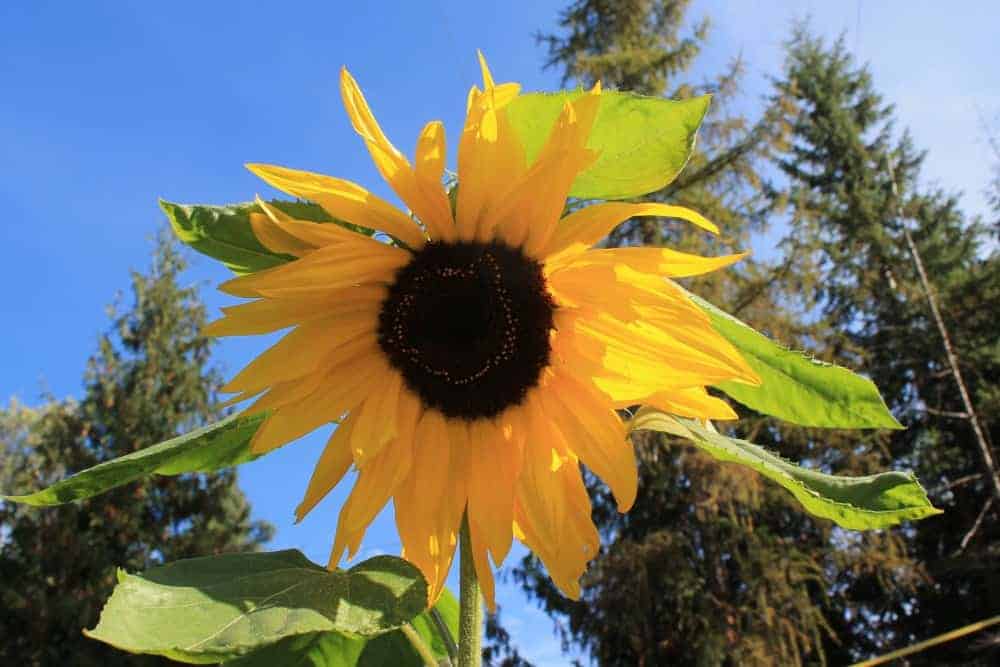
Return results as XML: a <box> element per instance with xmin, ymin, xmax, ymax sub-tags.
<box><xmin>221</xmin><ymin>589</ymin><xmax>457</xmax><ymax>666</ymax></box>
<box><xmin>630</xmin><ymin>408</ymin><xmax>941</xmax><ymax>529</ymax></box>
<box><xmin>506</xmin><ymin>91</ymin><xmax>710</xmax><ymax>200</ymax></box>
<box><xmin>1</xmin><ymin>412</ymin><xmax>266</xmax><ymax>506</ymax></box>
<box><xmin>685</xmin><ymin>289</ymin><xmax>903</xmax><ymax>429</ymax></box>
<box><xmin>162</xmin><ymin>199</ymin><xmax>370</xmax><ymax>276</ymax></box>
<box><xmin>85</xmin><ymin>551</ymin><xmax>428</xmax><ymax>663</ymax></box>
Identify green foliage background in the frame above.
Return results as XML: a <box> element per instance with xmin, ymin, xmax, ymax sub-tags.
<box><xmin>0</xmin><ymin>234</ymin><xmax>273</xmax><ymax>666</ymax></box>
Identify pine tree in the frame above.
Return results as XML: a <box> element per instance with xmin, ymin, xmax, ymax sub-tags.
<box><xmin>500</xmin><ymin>3</ymin><xmax>921</xmax><ymax>666</ymax></box>
<box><xmin>0</xmin><ymin>232</ymin><xmax>273</xmax><ymax>666</ymax></box>
<box><xmin>771</xmin><ymin>28</ymin><xmax>1000</xmax><ymax>664</ymax></box>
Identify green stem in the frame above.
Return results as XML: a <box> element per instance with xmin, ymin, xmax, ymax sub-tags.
<box><xmin>430</xmin><ymin>605</ymin><xmax>459</xmax><ymax>663</ymax></box>
<box><xmin>457</xmin><ymin>512</ymin><xmax>483</xmax><ymax>667</ymax></box>
<box><xmin>401</xmin><ymin>622</ymin><xmax>439</xmax><ymax>667</ymax></box>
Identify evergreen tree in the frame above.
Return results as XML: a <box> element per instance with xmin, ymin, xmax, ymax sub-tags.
<box><xmin>770</xmin><ymin>28</ymin><xmax>1000</xmax><ymax>664</ymax></box>
<box><xmin>986</xmin><ymin>118</ymin><xmax>1000</xmax><ymax>240</ymax></box>
<box><xmin>0</xmin><ymin>232</ymin><xmax>273</xmax><ymax>666</ymax></box>
<box><xmin>501</xmin><ymin>3</ymin><xmax>918</xmax><ymax>666</ymax></box>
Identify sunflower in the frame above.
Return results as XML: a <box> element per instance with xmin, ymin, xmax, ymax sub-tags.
<box><xmin>207</xmin><ymin>54</ymin><xmax>759</xmax><ymax>608</ymax></box>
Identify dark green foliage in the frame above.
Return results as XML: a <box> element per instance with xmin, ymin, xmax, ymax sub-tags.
<box><xmin>538</xmin><ymin>0</ymin><xmax>707</xmax><ymax>96</ymax></box>
<box><xmin>0</xmin><ymin>232</ymin><xmax>272</xmax><ymax>666</ymax></box>
<box><xmin>770</xmin><ymin>28</ymin><xmax>1000</xmax><ymax>664</ymax></box>
<box><xmin>503</xmin><ymin>3</ymin><xmax>928</xmax><ymax>666</ymax></box>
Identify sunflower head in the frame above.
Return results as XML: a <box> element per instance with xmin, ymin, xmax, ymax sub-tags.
<box><xmin>206</xmin><ymin>53</ymin><xmax>758</xmax><ymax>608</ymax></box>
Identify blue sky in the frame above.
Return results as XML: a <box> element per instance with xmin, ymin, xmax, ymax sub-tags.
<box><xmin>2</xmin><ymin>1</ymin><xmax>998</xmax><ymax>664</ymax></box>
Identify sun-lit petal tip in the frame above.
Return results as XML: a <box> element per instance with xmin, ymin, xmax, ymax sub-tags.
<box><xmin>221</xmin><ymin>55</ymin><xmax>760</xmax><ymax>605</ymax></box>
<box><xmin>476</xmin><ymin>50</ymin><xmax>495</xmax><ymax>89</ymax></box>
<box><xmin>339</xmin><ymin>67</ymin><xmax>383</xmax><ymax>145</ymax></box>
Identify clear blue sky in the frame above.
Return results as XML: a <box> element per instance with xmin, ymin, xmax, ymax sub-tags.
<box><xmin>2</xmin><ymin>2</ymin><xmax>998</xmax><ymax>664</ymax></box>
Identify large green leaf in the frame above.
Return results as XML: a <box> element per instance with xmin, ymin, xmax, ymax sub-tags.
<box><xmin>506</xmin><ymin>91</ymin><xmax>710</xmax><ymax>200</ymax></box>
<box><xmin>222</xmin><ymin>633</ymin><xmax>364</xmax><ymax>667</ymax></box>
<box><xmin>684</xmin><ymin>290</ymin><xmax>902</xmax><ymax>429</ymax></box>
<box><xmin>1</xmin><ymin>412</ymin><xmax>266</xmax><ymax>506</ymax></box>
<box><xmin>162</xmin><ymin>199</ymin><xmax>370</xmax><ymax>276</ymax></box>
<box><xmin>85</xmin><ymin>550</ymin><xmax>429</xmax><ymax>663</ymax></box>
<box><xmin>630</xmin><ymin>408</ymin><xmax>941</xmax><ymax>529</ymax></box>
<box><xmin>222</xmin><ymin>589</ymin><xmax>458</xmax><ymax>666</ymax></box>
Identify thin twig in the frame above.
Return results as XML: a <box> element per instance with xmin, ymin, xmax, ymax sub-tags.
<box><xmin>921</xmin><ymin>407</ymin><xmax>970</xmax><ymax>420</ymax></box>
<box><xmin>929</xmin><ymin>473</ymin><xmax>983</xmax><ymax>497</ymax></box>
<box><xmin>957</xmin><ymin>498</ymin><xmax>994</xmax><ymax>554</ymax></box>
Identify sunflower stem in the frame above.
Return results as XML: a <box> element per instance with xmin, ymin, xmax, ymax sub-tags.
<box><xmin>458</xmin><ymin>512</ymin><xmax>482</xmax><ymax>667</ymax></box>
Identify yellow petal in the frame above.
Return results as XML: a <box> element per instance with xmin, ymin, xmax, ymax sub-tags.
<box><xmin>295</xmin><ymin>415</ymin><xmax>357</xmax><ymax>522</ymax></box>
<box><xmin>249</xmin><ymin>211</ymin><xmax>314</xmax><ymax>257</ymax></box>
<box><xmin>246</xmin><ymin>162</ymin><xmax>426</xmax><ymax>249</ymax></box>
<box><xmin>544</xmin><ymin>373</ymin><xmax>637</xmax><ymax>512</ymax></box>
<box><xmin>456</xmin><ymin>59</ymin><xmax>525</xmax><ymax>242</ymax></box>
<box><xmin>513</xmin><ymin>400</ymin><xmax>599</xmax><ymax>599</ymax></box>
<box><xmin>554</xmin><ymin>247</ymin><xmax>748</xmax><ymax>280</ymax></box>
<box><xmin>477</xmin><ymin>50</ymin><xmax>496</xmax><ymax>90</ymax></box>
<box><xmin>349</xmin><ymin>371</ymin><xmax>403</xmax><ymax>467</ymax></box>
<box><xmin>413</xmin><ymin>121</ymin><xmax>457</xmax><ymax>242</ymax></box>
<box><xmin>407</xmin><ymin>410</ymin><xmax>452</xmax><ymax>518</ymax></box>
<box><xmin>205</xmin><ymin>287</ymin><xmax>383</xmax><ymax>337</ymax></box>
<box><xmin>468</xmin><ymin>516</ymin><xmax>497</xmax><ymax>612</ymax></box>
<box><xmin>329</xmin><ymin>432</ymin><xmax>413</xmax><ymax>566</ymax></box>
<box><xmin>580</xmin><ymin>313</ymin><xmax>756</xmax><ymax>388</ymax></box>
<box><xmin>542</xmin><ymin>202</ymin><xmax>719</xmax><ymax>261</ymax></box>
<box><xmin>519</xmin><ymin>89</ymin><xmax>602</xmax><ymax>256</ymax></box>
<box><xmin>219</xmin><ymin>243</ymin><xmax>408</xmax><ymax>298</ymax></box>
<box><xmin>465</xmin><ymin>416</ymin><xmax>519</xmax><ymax>566</ymax></box>
<box><xmin>486</xmin><ymin>93</ymin><xmax>601</xmax><ymax>254</ymax></box>
<box><xmin>393</xmin><ymin>410</ymin><xmax>465</xmax><ymax>602</ymax></box>
<box><xmin>645</xmin><ymin>386</ymin><xmax>740</xmax><ymax>421</ymax></box>
<box><xmin>248</xmin><ymin>352</ymin><xmax>386</xmax><ymax>454</ymax></box>
<box><xmin>339</xmin><ymin>69</ymin><xmax>454</xmax><ymax>243</ymax></box>
<box><xmin>550</xmin><ymin>307</ymin><xmax>758</xmax><ymax>408</ymax></box>
<box><xmin>416</xmin><ymin>120</ymin><xmax>446</xmax><ymax>178</ymax></box>
<box><xmin>222</xmin><ymin>313</ymin><xmax>377</xmax><ymax>396</ymax></box>
<box><xmin>257</xmin><ymin>197</ymin><xmax>385</xmax><ymax>249</ymax></box>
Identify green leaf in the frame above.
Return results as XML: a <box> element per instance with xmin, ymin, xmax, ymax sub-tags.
<box><xmin>1</xmin><ymin>412</ymin><xmax>266</xmax><ymax>506</ymax></box>
<box><xmin>222</xmin><ymin>633</ymin><xmax>365</xmax><ymax>667</ymax></box>
<box><xmin>84</xmin><ymin>550</ymin><xmax>429</xmax><ymax>663</ymax></box>
<box><xmin>400</xmin><ymin>588</ymin><xmax>459</xmax><ymax>664</ymax></box>
<box><xmin>162</xmin><ymin>199</ymin><xmax>371</xmax><ymax>276</ymax></box>
<box><xmin>222</xmin><ymin>589</ymin><xmax>457</xmax><ymax>666</ymax></box>
<box><xmin>506</xmin><ymin>91</ymin><xmax>710</xmax><ymax>200</ymax></box>
<box><xmin>630</xmin><ymin>408</ymin><xmax>941</xmax><ymax>529</ymax></box>
<box><xmin>685</xmin><ymin>290</ymin><xmax>903</xmax><ymax>429</ymax></box>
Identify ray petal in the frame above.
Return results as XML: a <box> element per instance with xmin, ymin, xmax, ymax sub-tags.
<box><xmin>246</xmin><ymin>162</ymin><xmax>426</xmax><ymax>249</ymax></box>
<box><xmin>295</xmin><ymin>415</ymin><xmax>357</xmax><ymax>522</ymax></box>
<box><xmin>340</xmin><ymin>69</ymin><xmax>454</xmax><ymax>242</ymax></box>
<box><xmin>542</xmin><ymin>202</ymin><xmax>719</xmax><ymax>261</ymax></box>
